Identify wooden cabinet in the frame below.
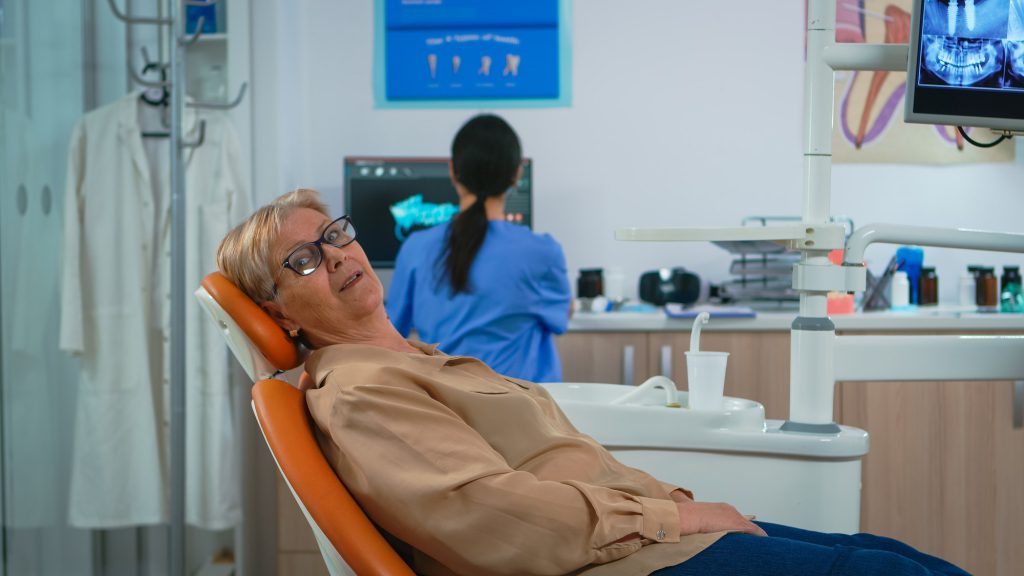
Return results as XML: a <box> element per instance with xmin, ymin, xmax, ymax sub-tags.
<box><xmin>837</xmin><ymin>379</ymin><xmax>1024</xmax><ymax>576</ymax></box>
<box><xmin>557</xmin><ymin>332</ymin><xmax>649</xmax><ymax>385</ymax></box>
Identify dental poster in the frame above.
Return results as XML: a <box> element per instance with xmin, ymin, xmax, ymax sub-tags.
<box><xmin>832</xmin><ymin>0</ymin><xmax>1015</xmax><ymax>164</ymax></box>
<box><xmin>380</xmin><ymin>0</ymin><xmax>566</xmax><ymax>104</ymax></box>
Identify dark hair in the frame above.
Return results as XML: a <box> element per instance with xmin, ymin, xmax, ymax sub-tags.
<box><xmin>443</xmin><ymin>114</ymin><xmax>522</xmax><ymax>293</ymax></box>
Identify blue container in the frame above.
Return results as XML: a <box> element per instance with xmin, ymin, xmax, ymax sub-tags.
<box><xmin>185</xmin><ymin>5</ymin><xmax>217</xmax><ymax>34</ymax></box>
<box><xmin>896</xmin><ymin>246</ymin><xmax>924</xmax><ymax>305</ymax></box>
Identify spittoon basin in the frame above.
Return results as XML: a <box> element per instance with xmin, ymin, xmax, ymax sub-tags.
<box><xmin>541</xmin><ymin>382</ymin><xmax>869</xmax><ymax>533</ymax></box>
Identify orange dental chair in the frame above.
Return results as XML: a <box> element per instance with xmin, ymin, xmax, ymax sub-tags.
<box><xmin>195</xmin><ymin>272</ymin><xmax>415</xmax><ymax>576</ymax></box>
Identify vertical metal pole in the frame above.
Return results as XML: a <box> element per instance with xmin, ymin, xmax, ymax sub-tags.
<box><xmin>785</xmin><ymin>0</ymin><xmax>841</xmax><ymax>430</ymax></box>
<box><xmin>83</xmin><ymin>0</ymin><xmax>98</xmax><ymax>110</ymax></box>
<box><xmin>0</xmin><ymin>52</ymin><xmax>7</xmax><ymax>576</ymax></box>
<box><xmin>124</xmin><ymin>0</ymin><xmax>132</xmax><ymax>92</ymax></box>
<box><xmin>168</xmin><ymin>0</ymin><xmax>186</xmax><ymax>573</ymax></box>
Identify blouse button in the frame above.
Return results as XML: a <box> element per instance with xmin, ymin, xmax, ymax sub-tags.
<box><xmin>656</xmin><ymin>528</ymin><xmax>666</xmax><ymax>541</ymax></box>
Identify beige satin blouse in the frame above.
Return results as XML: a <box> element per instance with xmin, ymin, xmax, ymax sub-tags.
<box><xmin>304</xmin><ymin>341</ymin><xmax>725</xmax><ymax>576</ymax></box>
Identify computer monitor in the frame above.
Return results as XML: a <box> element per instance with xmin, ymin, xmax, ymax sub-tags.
<box><xmin>344</xmin><ymin>157</ymin><xmax>533</xmax><ymax>268</ymax></box>
<box><xmin>905</xmin><ymin>0</ymin><xmax>1024</xmax><ymax>132</ymax></box>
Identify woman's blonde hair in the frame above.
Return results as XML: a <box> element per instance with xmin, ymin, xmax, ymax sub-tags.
<box><xmin>216</xmin><ymin>188</ymin><xmax>329</xmax><ymax>303</ymax></box>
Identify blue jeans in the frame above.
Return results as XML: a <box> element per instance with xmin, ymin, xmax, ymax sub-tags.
<box><xmin>651</xmin><ymin>522</ymin><xmax>971</xmax><ymax>576</ymax></box>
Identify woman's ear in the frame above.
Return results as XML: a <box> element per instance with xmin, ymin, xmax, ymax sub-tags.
<box><xmin>261</xmin><ymin>300</ymin><xmax>299</xmax><ymax>334</ymax></box>
<box><xmin>512</xmin><ymin>163</ymin><xmax>524</xmax><ymax>187</ymax></box>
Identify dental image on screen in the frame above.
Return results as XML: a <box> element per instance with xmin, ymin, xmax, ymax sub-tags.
<box><xmin>346</xmin><ymin>174</ymin><xmax>460</xmax><ymax>267</ymax></box>
<box><xmin>1011</xmin><ymin>0</ymin><xmax>1024</xmax><ymax>38</ymax></box>
<box><xmin>918</xmin><ymin>0</ymin><xmax>1023</xmax><ymax>89</ymax></box>
<box><xmin>1008</xmin><ymin>1</ymin><xmax>1024</xmax><ymax>86</ymax></box>
<box><xmin>922</xmin><ymin>0</ymin><xmax>1009</xmax><ymax>39</ymax></box>
<box><xmin>1008</xmin><ymin>40</ymin><xmax>1024</xmax><ymax>85</ymax></box>
<box><xmin>345</xmin><ymin>158</ymin><xmax>533</xmax><ymax>267</ymax></box>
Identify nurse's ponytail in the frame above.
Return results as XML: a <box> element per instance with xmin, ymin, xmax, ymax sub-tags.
<box><xmin>443</xmin><ymin>114</ymin><xmax>522</xmax><ymax>293</ymax></box>
<box><xmin>444</xmin><ymin>196</ymin><xmax>489</xmax><ymax>293</ymax></box>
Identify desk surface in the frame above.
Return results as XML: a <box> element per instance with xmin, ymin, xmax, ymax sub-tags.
<box><xmin>568</xmin><ymin>307</ymin><xmax>1024</xmax><ymax>332</ymax></box>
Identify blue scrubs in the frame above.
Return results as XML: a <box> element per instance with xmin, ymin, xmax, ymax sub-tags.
<box><xmin>387</xmin><ymin>221</ymin><xmax>571</xmax><ymax>383</ymax></box>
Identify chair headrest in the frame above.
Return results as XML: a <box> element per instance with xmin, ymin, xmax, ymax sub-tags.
<box><xmin>195</xmin><ymin>271</ymin><xmax>303</xmax><ymax>381</ymax></box>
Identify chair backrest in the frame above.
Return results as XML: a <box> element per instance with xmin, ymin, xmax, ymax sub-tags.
<box><xmin>252</xmin><ymin>378</ymin><xmax>415</xmax><ymax>576</ymax></box>
<box><xmin>195</xmin><ymin>271</ymin><xmax>414</xmax><ymax>576</ymax></box>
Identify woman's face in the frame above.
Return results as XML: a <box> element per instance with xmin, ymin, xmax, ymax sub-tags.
<box><xmin>263</xmin><ymin>208</ymin><xmax>384</xmax><ymax>347</ymax></box>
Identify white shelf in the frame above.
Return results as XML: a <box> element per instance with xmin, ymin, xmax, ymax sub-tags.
<box><xmin>191</xmin><ymin>32</ymin><xmax>227</xmax><ymax>44</ymax></box>
<box><xmin>614</xmin><ymin>225</ymin><xmax>806</xmax><ymax>243</ymax></box>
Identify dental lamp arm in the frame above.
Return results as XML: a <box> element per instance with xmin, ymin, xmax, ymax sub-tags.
<box><xmin>843</xmin><ymin>223</ymin><xmax>1024</xmax><ymax>267</ymax></box>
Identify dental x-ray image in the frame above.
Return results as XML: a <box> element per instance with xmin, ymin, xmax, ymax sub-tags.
<box><xmin>1006</xmin><ymin>40</ymin><xmax>1024</xmax><ymax>85</ymax></box>
<box><xmin>918</xmin><ymin>0</ymin><xmax>1024</xmax><ymax>88</ymax></box>
<box><xmin>1009</xmin><ymin>0</ymin><xmax>1024</xmax><ymax>39</ymax></box>
<box><xmin>923</xmin><ymin>0</ymin><xmax>1010</xmax><ymax>39</ymax></box>
<box><xmin>920</xmin><ymin>35</ymin><xmax>1006</xmax><ymax>86</ymax></box>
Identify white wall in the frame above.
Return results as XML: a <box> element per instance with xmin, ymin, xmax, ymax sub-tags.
<box><xmin>251</xmin><ymin>0</ymin><xmax>1024</xmax><ymax>304</ymax></box>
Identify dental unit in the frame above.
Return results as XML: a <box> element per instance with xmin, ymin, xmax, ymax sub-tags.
<box><xmin>618</xmin><ymin>0</ymin><xmax>1024</xmax><ymax>431</ymax></box>
<box><xmin>586</xmin><ymin>0</ymin><xmax>1024</xmax><ymax>532</ymax></box>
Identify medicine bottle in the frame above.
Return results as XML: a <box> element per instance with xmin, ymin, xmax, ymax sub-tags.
<box><xmin>959</xmin><ymin>271</ymin><xmax>976</xmax><ymax>307</ymax></box>
<box><xmin>967</xmin><ymin>265</ymin><xmax>982</xmax><ymax>305</ymax></box>
<box><xmin>890</xmin><ymin>271</ymin><xmax>910</xmax><ymax>309</ymax></box>
<box><xmin>577</xmin><ymin>268</ymin><xmax>604</xmax><ymax>299</ymax></box>
<box><xmin>919</xmin><ymin>267</ymin><xmax>938</xmax><ymax>306</ymax></box>
<box><xmin>976</xmin><ymin>267</ymin><xmax>998</xmax><ymax>308</ymax></box>
<box><xmin>1001</xmin><ymin>266</ymin><xmax>1023</xmax><ymax>313</ymax></box>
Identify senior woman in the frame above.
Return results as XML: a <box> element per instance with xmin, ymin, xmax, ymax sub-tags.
<box><xmin>217</xmin><ymin>188</ymin><xmax>968</xmax><ymax>576</ymax></box>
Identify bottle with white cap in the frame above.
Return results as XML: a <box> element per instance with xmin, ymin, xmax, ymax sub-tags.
<box><xmin>891</xmin><ymin>271</ymin><xmax>910</xmax><ymax>310</ymax></box>
<box><xmin>959</xmin><ymin>272</ymin><xmax>977</xmax><ymax>308</ymax></box>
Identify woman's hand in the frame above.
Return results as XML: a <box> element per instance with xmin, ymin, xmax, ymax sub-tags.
<box><xmin>675</xmin><ymin>500</ymin><xmax>767</xmax><ymax>537</ymax></box>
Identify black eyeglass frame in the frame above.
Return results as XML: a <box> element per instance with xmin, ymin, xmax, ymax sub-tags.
<box><xmin>278</xmin><ymin>215</ymin><xmax>358</xmax><ymax>280</ymax></box>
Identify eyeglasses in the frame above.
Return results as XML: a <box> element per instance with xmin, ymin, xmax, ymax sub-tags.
<box><xmin>279</xmin><ymin>215</ymin><xmax>358</xmax><ymax>278</ymax></box>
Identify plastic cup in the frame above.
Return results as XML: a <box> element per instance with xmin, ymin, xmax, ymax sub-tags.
<box><xmin>685</xmin><ymin>351</ymin><xmax>729</xmax><ymax>410</ymax></box>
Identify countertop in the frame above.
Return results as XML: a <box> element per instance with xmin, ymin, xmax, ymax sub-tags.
<box><xmin>568</xmin><ymin>306</ymin><xmax>1024</xmax><ymax>332</ymax></box>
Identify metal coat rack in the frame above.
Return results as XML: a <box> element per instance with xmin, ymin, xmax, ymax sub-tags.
<box><xmin>104</xmin><ymin>1</ymin><xmax>247</xmax><ymax>573</ymax></box>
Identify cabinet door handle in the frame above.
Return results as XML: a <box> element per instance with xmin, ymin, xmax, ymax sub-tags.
<box><xmin>1014</xmin><ymin>381</ymin><xmax>1023</xmax><ymax>429</ymax></box>
<box><xmin>622</xmin><ymin>345</ymin><xmax>635</xmax><ymax>386</ymax></box>
<box><xmin>660</xmin><ymin>345</ymin><xmax>673</xmax><ymax>377</ymax></box>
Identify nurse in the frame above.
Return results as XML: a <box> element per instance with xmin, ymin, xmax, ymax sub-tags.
<box><xmin>386</xmin><ymin>114</ymin><xmax>572</xmax><ymax>382</ymax></box>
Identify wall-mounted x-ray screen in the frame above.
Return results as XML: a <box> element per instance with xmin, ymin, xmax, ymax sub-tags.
<box><xmin>905</xmin><ymin>0</ymin><xmax>1024</xmax><ymax>131</ymax></box>
<box><xmin>374</xmin><ymin>0</ymin><xmax>571</xmax><ymax>108</ymax></box>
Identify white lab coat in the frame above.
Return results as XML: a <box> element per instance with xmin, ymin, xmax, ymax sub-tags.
<box><xmin>60</xmin><ymin>92</ymin><xmax>249</xmax><ymax>529</ymax></box>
